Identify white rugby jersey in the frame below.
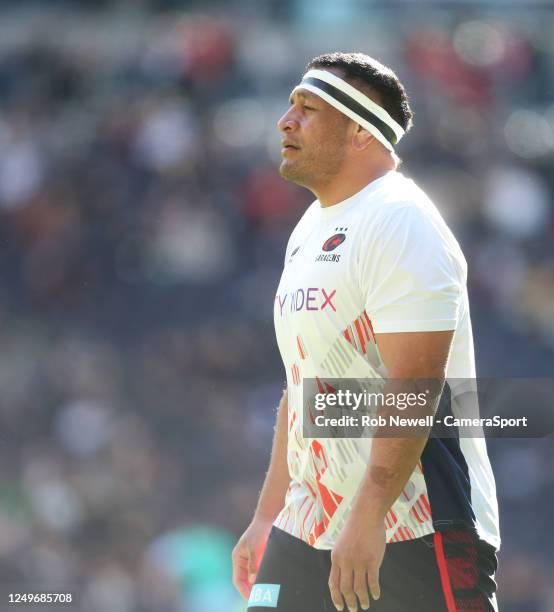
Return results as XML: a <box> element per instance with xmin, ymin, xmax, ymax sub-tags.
<box><xmin>273</xmin><ymin>170</ymin><xmax>500</xmax><ymax>551</ymax></box>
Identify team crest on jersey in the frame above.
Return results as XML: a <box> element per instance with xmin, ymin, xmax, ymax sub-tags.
<box><xmin>322</xmin><ymin>233</ymin><xmax>346</xmax><ymax>252</ymax></box>
<box><xmin>316</xmin><ymin>228</ymin><xmax>347</xmax><ymax>262</ymax></box>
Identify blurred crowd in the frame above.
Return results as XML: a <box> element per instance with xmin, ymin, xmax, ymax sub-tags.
<box><xmin>0</xmin><ymin>2</ymin><xmax>553</xmax><ymax>611</ymax></box>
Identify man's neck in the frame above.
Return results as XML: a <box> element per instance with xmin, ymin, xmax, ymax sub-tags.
<box><xmin>315</xmin><ymin>160</ymin><xmax>396</xmax><ymax>208</ymax></box>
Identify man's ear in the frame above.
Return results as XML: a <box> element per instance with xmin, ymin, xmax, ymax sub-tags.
<box><xmin>352</xmin><ymin>125</ymin><xmax>374</xmax><ymax>151</ymax></box>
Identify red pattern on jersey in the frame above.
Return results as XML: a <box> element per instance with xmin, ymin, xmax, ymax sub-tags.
<box><xmin>315</xmin><ymin>376</ymin><xmax>338</xmax><ymax>395</ymax></box>
<box><xmin>288</xmin><ymin>410</ymin><xmax>297</xmax><ymax>432</ymax></box>
<box><xmin>306</xmin><ymin>440</ymin><xmax>343</xmax><ymax>545</ymax></box>
<box><xmin>343</xmin><ymin>310</ymin><xmax>376</xmax><ymax>355</ymax></box>
<box><xmin>296</xmin><ymin>335</ymin><xmax>307</xmax><ymax>360</ymax></box>
<box><xmin>419</xmin><ymin>493</ymin><xmax>433</xmax><ymax>518</ymax></box>
<box><xmin>390</xmin><ymin>525</ymin><xmax>416</xmax><ymax>542</ymax></box>
<box><xmin>384</xmin><ymin>509</ymin><xmax>398</xmax><ymax>530</ymax></box>
<box><xmin>354</xmin><ymin>319</ymin><xmax>366</xmax><ymax>354</ymax></box>
<box><xmin>362</xmin><ymin>310</ymin><xmax>377</xmax><ymax>342</ymax></box>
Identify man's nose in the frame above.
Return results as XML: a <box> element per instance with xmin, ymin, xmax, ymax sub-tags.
<box><xmin>277</xmin><ymin>107</ymin><xmax>298</xmax><ymax>132</ymax></box>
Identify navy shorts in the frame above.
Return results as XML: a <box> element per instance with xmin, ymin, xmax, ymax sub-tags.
<box><xmin>248</xmin><ymin>527</ymin><xmax>498</xmax><ymax>611</ymax></box>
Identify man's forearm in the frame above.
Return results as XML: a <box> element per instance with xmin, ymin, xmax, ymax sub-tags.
<box><xmin>349</xmin><ymin>435</ymin><xmax>430</xmax><ymax>527</ymax></box>
<box><xmin>348</xmin><ymin>377</ymin><xmax>442</xmax><ymax>527</ymax></box>
<box><xmin>253</xmin><ymin>388</ymin><xmax>291</xmax><ymax>522</ymax></box>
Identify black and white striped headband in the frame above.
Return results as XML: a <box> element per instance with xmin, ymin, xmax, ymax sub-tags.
<box><xmin>292</xmin><ymin>69</ymin><xmax>405</xmax><ymax>152</ymax></box>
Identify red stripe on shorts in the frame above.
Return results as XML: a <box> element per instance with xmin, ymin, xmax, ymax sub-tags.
<box><xmin>434</xmin><ymin>531</ymin><xmax>457</xmax><ymax>612</ymax></box>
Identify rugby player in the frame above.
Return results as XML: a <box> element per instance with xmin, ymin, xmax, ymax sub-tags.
<box><xmin>232</xmin><ymin>52</ymin><xmax>500</xmax><ymax>612</ymax></box>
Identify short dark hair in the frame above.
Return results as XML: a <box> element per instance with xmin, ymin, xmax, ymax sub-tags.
<box><xmin>306</xmin><ymin>52</ymin><xmax>413</xmax><ymax>132</ymax></box>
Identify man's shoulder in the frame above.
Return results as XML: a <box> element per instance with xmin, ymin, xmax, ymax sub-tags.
<box><xmin>356</xmin><ymin>172</ymin><xmax>467</xmax><ymax>272</ymax></box>
<box><xmin>359</xmin><ymin>173</ymin><xmax>454</xmax><ymax>235</ymax></box>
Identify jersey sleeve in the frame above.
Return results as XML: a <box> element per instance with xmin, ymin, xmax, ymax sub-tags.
<box><xmin>359</xmin><ymin>205</ymin><xmax>465</xmax><ymax>334</ymax></box>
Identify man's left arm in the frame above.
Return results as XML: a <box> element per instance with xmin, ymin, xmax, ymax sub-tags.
<box><xmin>329</xmin><ymin>329</ymin><xmax>454</xmax><ymax>612</ymax></box>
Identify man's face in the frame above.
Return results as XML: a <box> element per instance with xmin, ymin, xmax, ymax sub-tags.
<box><xmin>277</xmin><ymin>83</ymin><xmax>351</xmax><ymax>188</ymax></box>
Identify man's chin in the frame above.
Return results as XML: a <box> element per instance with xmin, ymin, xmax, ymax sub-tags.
<box><xmin>279</xmin><ymin>160</ymin><xmax>305</xmax><ymax>185</ymax></box>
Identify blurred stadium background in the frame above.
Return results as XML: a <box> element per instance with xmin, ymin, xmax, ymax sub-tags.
<box><xmin>0</xmin><ymin>0</ymin><xmax>553</xmax><ymax>610</ymax></box>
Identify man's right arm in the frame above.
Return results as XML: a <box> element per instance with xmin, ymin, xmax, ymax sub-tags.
<box><xmin>232</xmin><ymin>388</ymin><xmax>291</xmax><ymax>599</ymax></box>
<box><xmin>253</xmin><ymin>387</ymin><xmax>291</xmax><ymax>521</ymax></box>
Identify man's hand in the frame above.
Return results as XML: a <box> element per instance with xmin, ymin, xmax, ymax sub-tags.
<box><xmin>329</xmin><ymin>520</ymin><xmax>385</xmax><ymax>611</ymax></box>
<box><xmin>232</xmin><ymin>517</ymin><xmax>273</xmax><ymax>599</ymax></box>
